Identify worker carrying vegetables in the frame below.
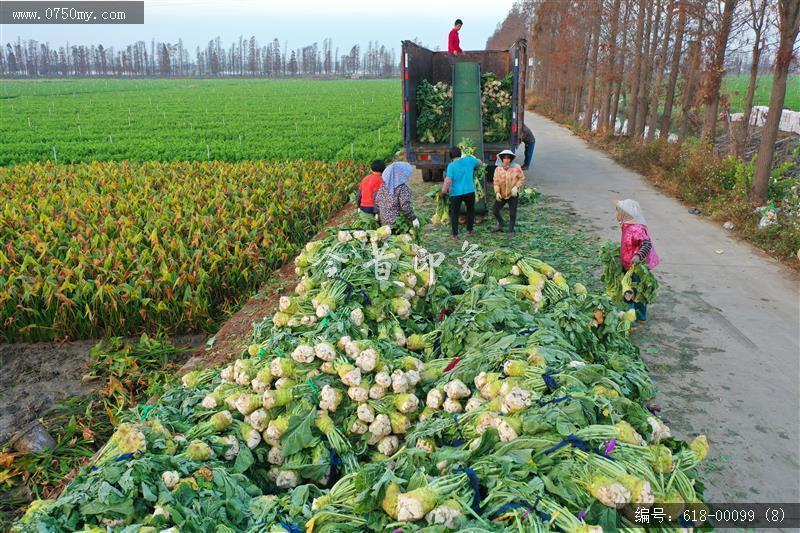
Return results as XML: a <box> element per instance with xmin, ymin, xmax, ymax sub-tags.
<box><xmin>616</xmin><ymin>199</ymin><xmax>660</xmax><ymax>329</ymax></box>
<box><xmin>443</xmin><ymin>146</ymin><xmax>482</xmax><ymax>240</ymax></box>
<box><xmin>374</xmin><ymin>162</ymin><xmax>420</xmax><ymax>230</ymax></box>
<box><xmin>355</xmin><ymin>159</ymin><xmax>386</xmax><ymax>214</ymax></box>
<box><xmin>492</xmin><ymin>149</ymin><xmax>525</xmax><ymax>237</ymax></box>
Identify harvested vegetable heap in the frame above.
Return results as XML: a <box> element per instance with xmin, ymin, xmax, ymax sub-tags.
<box><xmin>14</xmin><ymin>222</ymin><xmax>707</xmax><ymax>532</ymax></box>
<box><xmin>416</xmin><ymin>73</ymin><xmax>514</xmax><ymax>144</ymax></box>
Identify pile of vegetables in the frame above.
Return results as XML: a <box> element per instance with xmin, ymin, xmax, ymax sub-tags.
<box><xmin>480</xmin><ymin>73</ymin><xmax>513</xmax><ymax>143</ymax></box>
<box><xmin>599</xmin><ymin>243</ymin><xmax>660</xmax><ymax>305</ymax></box>
<box><xmin>415</xmin><ymin>80</ymin><xmax>452</xmax><ymax>144</ymax></box>
<box><xmin>415</xmin><ymin>72</ymin><xmax>514</xmax><ymax>144</ymax></box>
<box><xmin>15</xmin><ymin>222</ymin><xmax>707</xmax><ymax>532</ymax></box>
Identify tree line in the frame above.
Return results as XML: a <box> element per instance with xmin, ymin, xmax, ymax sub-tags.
<box><xmin>0</xmin><ymin>36</ymin><xmax>398</xmax><ymax>79</ymax></box>
<box><xmin>487</xmin><ymin>0</ymin><xmax>800</xmax><ymax>204</ymax></box>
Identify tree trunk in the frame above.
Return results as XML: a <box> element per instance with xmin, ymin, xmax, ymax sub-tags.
<box><xmin>751</xmin><ymin>0</ymin><xmax>800</xmax><ymax>203</ymax></box>
<box><xmin>626</xmin><ymin>0</ymin><xmax>647</xmax><ymax>135</ymax></box>
<box><xmin>659</xmin><ymin>1</ymin><xmax>687</xmax><ymax>138</ymax></box>
<box><xmin>732</xmin><ymin>40</ymin><xmax>763</xmax><ymax>157</ymax></box>
<box><xmin>646</xmin><ymin>0</ymin><xmax>673</xmax><ymax>143</ymax></box>
<box><xmin>732</xmin><ymin>0</ymin><xmax>768</xmax><ymax>158</ymax></box>
<box><xmin>598</xmin><ymin>0</ymin><xmax>622</xmax><ymax>134</ymax></box>
<box><xmin>582</xmin><ymin>2</ymin><xmax>604</xmax><ymax>131</ymax></box>
<box><xmin>611</xmin><ymin>0</ymin><xmax>632</xmax><ymax>133</ymax></box>
<box><xmin>701</xmin><ymin>0</ymin><xmax>738</xmax><ymax>143</ymax></box>
<box><xmin>634</xmin><ymin>0</ymin><xmax>658</xmax><ymax>139</ymax></box>
<box><xmin>679</xmin><ymin>16</ymin><xmax>704</xmax><ymax>141</ymax></box>
<box><xmin>573</xmin><ymin>20</ymin><xmax>593</xmax><ymax>123</ymax></box>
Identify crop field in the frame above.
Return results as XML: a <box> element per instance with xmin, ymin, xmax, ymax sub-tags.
<box><xmin>0</xmin><ymin>159</ymin><xmax>368</xmax><ymax>341</ymax></box>
<box><xmin>0</xmin><ymin>79</ymin><xmax>402</xmax><ymax>165</ymax></box>
<box><xmin>721</xmin><ymin>74</ymin><xmax>800</xmax><ymax>113</ymax></box>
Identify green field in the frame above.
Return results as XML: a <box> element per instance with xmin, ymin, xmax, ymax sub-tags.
<box><xmin>721</xmin><ymin>74</ymin><xmax>800</xmax><ymax>113</ymax></box>
<box><xmin>0</xmin><ymin>78</ymin><xmax>405</xmax><ymax>341</ymax></box>
<box><xmin>0</xmin><ymin>79</ymin><xmax>402</xmax><ymax>165</ymax></box>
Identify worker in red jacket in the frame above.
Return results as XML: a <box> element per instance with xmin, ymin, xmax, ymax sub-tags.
<box><xmin>448</xmin><ymin>19</ymin><xmax>463</xmax><ymax>56</ymax></box>
<box><xmin>355</xmin><ymin>160</ymin><xmax>386</xmax><ymax>214</ymax></box>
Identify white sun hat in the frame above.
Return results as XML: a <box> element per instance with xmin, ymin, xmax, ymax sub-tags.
<box><xmin>498</xmin><ymin>149</ymin><xmax>516</xmax><ymax>159</ymax></box>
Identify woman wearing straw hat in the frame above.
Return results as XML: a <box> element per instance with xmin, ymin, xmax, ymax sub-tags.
<box><xmin>492</xmin><ymin>149</ymin><xmax>525</xmax><ymax>236</ymax></box>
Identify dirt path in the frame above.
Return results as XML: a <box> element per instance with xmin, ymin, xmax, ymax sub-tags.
<box><xmin>523</xmin><ymin>111</ymin><xmax>800</xmax><ymax>502</ymax></box>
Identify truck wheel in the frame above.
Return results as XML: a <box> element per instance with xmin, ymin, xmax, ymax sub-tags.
<box><xmin>422</xmin><ymin>169</ymin><xmax>433</xmax><ymax>182</ymax></box>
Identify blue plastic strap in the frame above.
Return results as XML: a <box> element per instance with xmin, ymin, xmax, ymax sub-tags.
<box><xmin>490</xmin><ymin>501</ymin><xmax>531</xmax><ymax>519</ymax></box>
<box><xmin>542</xmin><ymin>370</ymin><xmax>558</xmax><ymax>392</ymax></box>
<box><xmin>517</xmin><ymin>328</ymin><xmax>538</xmax><ymax>335</ymax></box>
<box><xmin>280</xmin><ymin>521</ymin><xmax>301</xmax><ymax>533</ymax></box>
<box><xmin>355</xmin><ymin>289</ymin><xmax>370</xmax><ymax>305</ymax></box>
<box><xmin>454</xmin><ymin>466</ymin><xmax>481</xmax><ymax>512</ymax></box>
<box><xmin>541</xmin><ymin>435</ymin><xmax>589</xmax><ymax>455</ymax></box>
<box><xmin>531</xmin><ymin>496</ymin><xmax>552</xmax><ymax>523</ymax></box>
<box><xmin>537</xmin><ymin>395</ymin><xmax>572</xmax><ymax>407</ymax></box>
<box><xmin>452</xmin><ymin>414</ymin><xmax>467</xmax><ymax>443</ymax></box>
<box><xmin>327</xmin><ymin>448</ymin><xmax>342</xmax><ymax>487</ymax></box>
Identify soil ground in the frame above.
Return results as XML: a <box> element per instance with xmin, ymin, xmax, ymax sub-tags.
<box><xmin>0</xmin><ymin>335</ymin><xmax>206</xmax><ymax>445</ymax></box>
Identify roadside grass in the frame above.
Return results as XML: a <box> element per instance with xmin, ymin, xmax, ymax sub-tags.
<box><xmin>409</xmin><ymin>177</ymin><xmax>606</xmax><ymax>290</ymax></box>
<box><xmin>529</xmin><ymin>100</ymin><xmax>800</xmax><ymax>266</ymax></box>
<box><xmin>0</xmin><ymin>336</ymin><xmax>192</xmax><ymax>528</ymax></box>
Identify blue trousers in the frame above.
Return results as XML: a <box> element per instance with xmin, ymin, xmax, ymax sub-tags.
<box><xmin>628</xmin><ymin>301</ymin><xmax>648</xmax><ymax>321</ymax></box>
<box><xmin>627</xmin><ymin>272</ymin><xmax>647</xmax><ymax>321</ymax></box>
<box><xmin>523</xmin><ymin>140</ymin><xmax>535</xmax><ymax>168</ymax></box>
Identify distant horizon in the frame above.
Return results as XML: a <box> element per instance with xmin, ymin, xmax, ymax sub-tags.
<box><xmin>0</xmin><ymin>0</ymin><xmax>515</xmax><ymax>53</ymax></box>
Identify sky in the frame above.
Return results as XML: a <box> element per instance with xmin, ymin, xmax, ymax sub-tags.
<box><xmin>1</xmin><ymin>0</ymin><xmax>515</xmax><ymax>53</ymax></box>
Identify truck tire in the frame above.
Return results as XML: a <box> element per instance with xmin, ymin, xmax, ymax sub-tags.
<box><xmin>422</xmin><ymin>169</ymin><xmax>433</xmax><ymax>182</ymax></box>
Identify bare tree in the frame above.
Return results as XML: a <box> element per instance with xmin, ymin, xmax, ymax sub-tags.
<box><xmin>626</xmin><ymin>0</ymin><xmax>648</xmax><ymax>135</ymax></box>
<box><xmin>700</xmin><ymin>0</ymin><xmax>738</xmax><ymax>142</ymax></box>
<box><xmin>731</xmin><ymin>0</ymin><xmax>771</xmax><ymax>157</ymax></box>
<box><xmin>582</xmin><ymin>1</ymin><xmax>604</xmax><ymax>130</ymax></box>
<box><xmin>659</xmin><ymin>0</ymin><xmax>688</xmax><ymax>138</ymax></box>
<box><xmin>751</xmin><ymin>0</ymin><xmax>800</xmax><ymax>203</ymax></box>
<box><xmin>646</xmin><ymin>0</ymin><xmax>674</xmax><ymax>142</ymax></box>
<box><xmin>598</xmin><ymin>0</ymin><xmax>623</xmax><ymax>134</ymax></box>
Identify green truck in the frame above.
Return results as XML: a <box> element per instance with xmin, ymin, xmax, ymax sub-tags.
<box><xmin>401</xmin><ymin>39</ymin><xmax>528</xmax><ymax>182</ymax></box>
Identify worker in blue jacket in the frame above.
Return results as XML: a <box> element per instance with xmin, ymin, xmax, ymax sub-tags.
<box><xmin>443</xmin><ymin>146</ymin><xmax>482</xmax><ymax>239</ymax></box>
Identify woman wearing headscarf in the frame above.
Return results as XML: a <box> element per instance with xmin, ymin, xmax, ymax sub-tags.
<box><xmin>615</xmin><ymin>199</ymin><xmax>660</xmax><ymax>330</ymax></box>
<box><xmin>374</xmin><ymin>162</ymin><xmax>420</xmax><ymax>229</ymax></box>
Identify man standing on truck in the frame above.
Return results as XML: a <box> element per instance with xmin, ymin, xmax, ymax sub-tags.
<box><xmin>520</xmin><ymin>124</ymin><xmax>536</xmax><ymax>170</ymax></box>
<box><xmin>448</xmin><ymin>19</ymin><xmax>464</xmax><ymax>56</ymax></box>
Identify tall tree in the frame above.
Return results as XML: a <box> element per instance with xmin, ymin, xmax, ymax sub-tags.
<box><xmin>679</xmin><ymin>15</ymin><xmax>704</xmax><ymax>140</ymax></box>
<box><xmin>659</xmin><ymin>0</ymin><xmax>688</xmax><ymax>138</ymax></box>
<box><xmin>646</xmin><ymin>0</ymin><xmax>674</xmax><ymax>142</ymax></box>
<box><xmin>582</xmin><ymin>0</ymin><xmax>604</xmax><ymax>131</ymax></box>
<box><xmin>731</xmin><ymin>0</ymin><xmax>770</xmax><ymax>157</ymax></box>
<box><xmin>700</xmin><ymin>0</ymin><xmax>738</xmax><ymax>142</ymax></box>
<box><xmin>751</xmin><ymin>0</ymin><xmax>800</xmax><ymax>203</ymax></box>
<box><xmin>626</xmin><ymin>0</ymin><xmax>647</xmax><ymax>135</ymax></box>
<box><xmin>611</xmin><ymin>0</ymin><xmax>633</xmax><ymax>133</ymax></box>
<box><xmin>634</xmin><ymin>0</ymin><xmax>661</xmax><ymax>139</ymax></box>
<box><xmin>598</xmin><ymin>0</ymin><xmax>623</xmax><ymax>134</ymax></box>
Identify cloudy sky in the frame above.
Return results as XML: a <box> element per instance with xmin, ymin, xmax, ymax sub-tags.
<box><xmin>1</xmin><ymin>0</ymin><xmax>515</xmax><ymax>52</ymax></box>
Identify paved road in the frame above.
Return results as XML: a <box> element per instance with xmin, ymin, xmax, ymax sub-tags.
<box><xmin>521</xmin><ymin>111</ymin><xmax>800</xmax><ymax>503</ymax></box>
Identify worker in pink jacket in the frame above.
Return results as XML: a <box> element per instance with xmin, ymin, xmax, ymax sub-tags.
<box><xmin>616</xmin><ymin>199</ymin><xmax>660</xmax><ymax>329</ymax></box>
